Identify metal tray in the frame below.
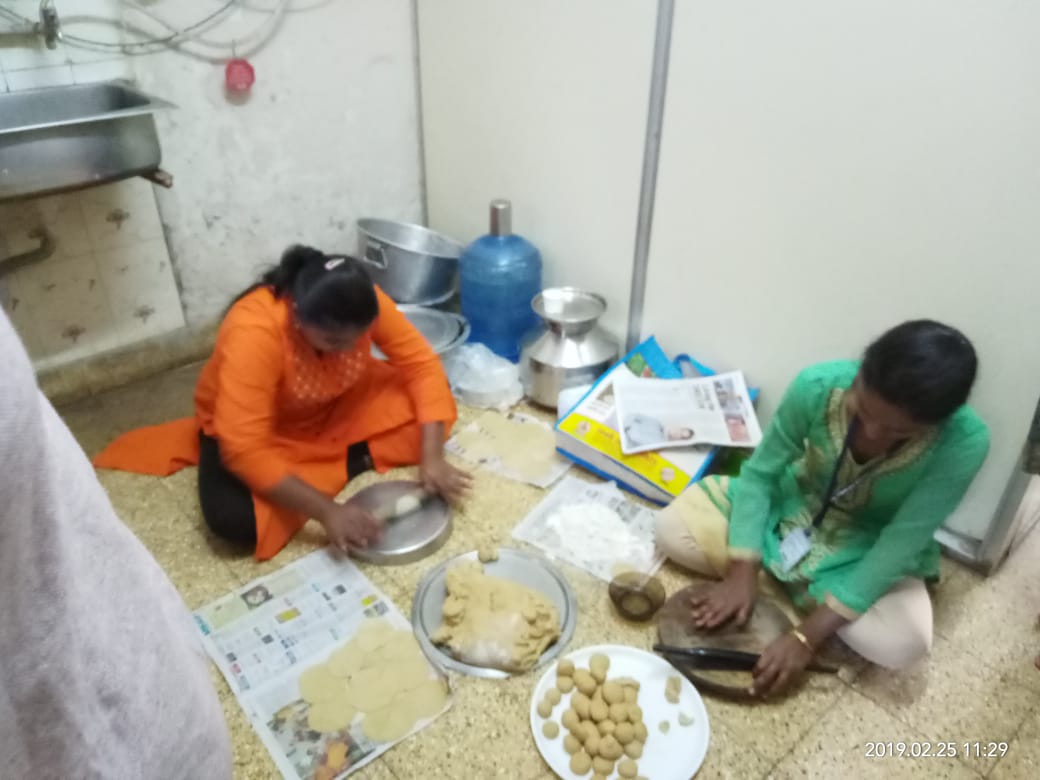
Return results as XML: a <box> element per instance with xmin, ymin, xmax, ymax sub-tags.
<box><xmin>372</xmin><ymin>306</ymin><xmax>469</xmax><ymax>359</ymax></box>
<box><xmin>344</xmin><ymin>480</ymin><xmax>452</xmax><ymax>565</ymax></box>
<box><xmin>411</xmin><ymin>548</ymin><xmax>578</xmax><ymax>678</ymax></box>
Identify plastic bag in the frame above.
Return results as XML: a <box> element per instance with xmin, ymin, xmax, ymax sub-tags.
<box><xmin>443</xmin><ymin>343</ymin><xmax>523</xmax><ymax>410</ymax></box>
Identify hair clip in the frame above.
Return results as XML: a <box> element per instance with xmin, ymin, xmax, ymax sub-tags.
<box><xmin>324</xmin><ymin>257</ymin><xmax>346</xmax><ymax>271</ymax></box>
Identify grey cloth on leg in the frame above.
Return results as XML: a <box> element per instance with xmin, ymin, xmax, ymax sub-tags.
<box><xmin>0</xmin><ymin>311</ymin><xmax>232</xmax><ymax>779</ymax></box>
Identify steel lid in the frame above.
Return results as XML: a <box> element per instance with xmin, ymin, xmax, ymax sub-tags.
<box><xmin>345</xmin><ymin>480</ymin><xmax>452</xmax><ymax>565</ymax></box>
<box><xmin>372</xmin><ymin>306</ymin><xmax>469</xmax><ymax>359</ymax></box>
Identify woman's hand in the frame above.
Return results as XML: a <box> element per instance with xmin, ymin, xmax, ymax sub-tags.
<box><xmin>689</xmin><ymin>559</ymin><xmax>759</xmax><ymax>629</ymax></box>
<box><xmin>421</xmin><ymin>454</ymin><xmax>471</xmax><ymax>504</ymax></box>
<box><xmin>751</xmin><ymin>632</ymin><xmax>814</xmax><ymax>697</ymax></box>
<box><xmin>320</xmin><ymin>503</ymin><xmax>383</xmax><ymax>554</ymax></box>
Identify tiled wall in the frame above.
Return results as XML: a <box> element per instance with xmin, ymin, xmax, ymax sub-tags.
<box><xmin>0</xmin><ymin>0</ymin><xmax>183</xmax><ymax>368</ymax></box>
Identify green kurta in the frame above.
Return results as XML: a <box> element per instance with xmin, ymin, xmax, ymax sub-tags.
<box><xmin>725</xmin><ymin>360</ymin><xmax>989</xmax><ymax>616</ymax></box>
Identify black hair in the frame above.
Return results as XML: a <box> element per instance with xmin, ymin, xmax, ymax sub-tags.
<box><xmin>234</xmin><ymin>245</ymin><xmax>378</xmax><ymax>331</ymax></box>
<box><xmin>861</xmin><ymin>320</ymin><xmax>978</xmax><ymax>424</ymax></box>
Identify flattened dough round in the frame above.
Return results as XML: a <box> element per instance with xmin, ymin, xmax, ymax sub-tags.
<box><xmin>328</xmin><ymin>644</ymin><xmax>366</xmax><ymax>678</ymax></box>
<box><xmin>344</xmin><ymin>666</ymin><xmax>396</xmax><ymax>711</ymax></box>
<box><xmin>307</xmin><ymin>697</ymin><xmax>357</xmax><ymax>733</ymax></box>
<box><xmin>299</xmin><ymin>666</ymin><xmax>341</xmax><ymax>704</ymax></box>
<box><xmin>361</xmin><ymin>704</ymin><xmax>415</xmax><ymax>743</ymax></box>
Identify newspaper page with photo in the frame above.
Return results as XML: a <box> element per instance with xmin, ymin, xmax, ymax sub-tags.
<box><xmin>614</xmin><ymin>370</ymin><xmax>762</xmax><ymax>455</ymax></box>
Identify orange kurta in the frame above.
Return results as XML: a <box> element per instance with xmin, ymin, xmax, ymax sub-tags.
<box><xmin>93</xmin><ymin>286</ymin><xmax>457</xmax><ymax>560</ymax></box>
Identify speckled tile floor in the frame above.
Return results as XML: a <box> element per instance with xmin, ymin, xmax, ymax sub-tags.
<box><xmin>58</xmin><ymin>365</ymin><xmax>1040</xmax><ymax>780</ymax></box>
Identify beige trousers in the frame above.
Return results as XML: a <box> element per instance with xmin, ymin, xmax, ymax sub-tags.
<box><xmin>655</xmin><ymin>500</ymin><xmax>933</xmax><ymax>671</ymax></box>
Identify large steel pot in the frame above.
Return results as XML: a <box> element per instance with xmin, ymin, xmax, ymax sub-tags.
<box><xmin>357</xmin><ymin>218</ymin><xmax>463</xmax><ymax>305</ymax></box>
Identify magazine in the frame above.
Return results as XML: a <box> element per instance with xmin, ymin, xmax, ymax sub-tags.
<box><xmin>614</xmin><ymin>370</ymin><xmax>762</xmax><ymax>455</ymax></box>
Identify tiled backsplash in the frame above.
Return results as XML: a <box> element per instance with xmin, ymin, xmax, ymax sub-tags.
<box><xmin>0</xmin><ymin>179</ymin><xmax>185</xmax><ymax>370</ymax></box>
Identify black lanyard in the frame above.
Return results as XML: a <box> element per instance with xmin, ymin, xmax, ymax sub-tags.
<box><xmin>810</xmin><ymin>417</ymin><xmax>891</xmax><ymax>530</ymax></box>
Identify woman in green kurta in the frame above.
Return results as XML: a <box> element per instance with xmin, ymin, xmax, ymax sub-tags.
<box><xmin>656</xmin><ymin>320</ymin><xmax>988</xmax><ymax>696</ymax></box>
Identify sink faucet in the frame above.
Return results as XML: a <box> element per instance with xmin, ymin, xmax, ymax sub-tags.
<box><xmin>37</xmin><ymin>0</ymin><xmax>60</xmax><ymax>49</ymax></box>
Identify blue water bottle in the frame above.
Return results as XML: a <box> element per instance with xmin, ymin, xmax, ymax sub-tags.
<box><xmin>460</xmin><ymin>199</ymin><xmax>543</xmax><ymax>362</ymax></box>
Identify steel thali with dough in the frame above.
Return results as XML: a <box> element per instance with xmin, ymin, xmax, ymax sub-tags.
<box><xmin>411</xmin><ymin>547</ymin><xmax>578</xmax><ymax>679</ymax></box>
<box><xmin>344</xmin><ymin>480</ymin><xmax>452</xmax><ymax>565</ymax></box>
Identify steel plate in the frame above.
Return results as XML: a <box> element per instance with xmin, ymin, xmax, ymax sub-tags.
<box><xmin>411</xmin><ymin>547</ymin><xmax>578</xmax><ymax>678</ymax></box>
<box><xmin>344</xmin><ymin>480</ymin><xmax>452</xmax><ymax>565</ymax></box>
<box><xmin>372</xmin><ymin>305</ymin><xmax>469</xmax><ymax>359</ymax></box>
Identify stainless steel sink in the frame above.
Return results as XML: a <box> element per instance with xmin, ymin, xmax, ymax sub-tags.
<box><xmin>0</xmin><ymin>80</ymin><xmax>174</xmax><ymax>202</ymax></box>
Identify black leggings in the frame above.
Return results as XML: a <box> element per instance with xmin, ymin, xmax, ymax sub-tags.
<box><xmin>197</xmin><ymin>433</ymin><xmax>374</xmax><ymax>548</ymax></box>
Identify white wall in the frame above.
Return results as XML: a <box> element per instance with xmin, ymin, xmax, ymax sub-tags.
<box><xmin>642</xmin><ymin>1</ymin><xmax>1040</xmax><ymax>538</ymax></box>
<box><xmin>416</xmin><ymin>0</ymin><xmax>657</xmax><ymax>339</ymax></box>
<box><xmin>1</xmin><ymin>0</ymin><xmax>424</xmax><ymax>365</ymax></box>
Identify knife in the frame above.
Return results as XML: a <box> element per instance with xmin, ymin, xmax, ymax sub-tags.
<box><xmin>653</xmin><ymin>643</ymin><xmax>838</xmax><ymax>674</ymax></box>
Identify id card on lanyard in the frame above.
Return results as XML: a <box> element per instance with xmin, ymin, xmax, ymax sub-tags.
<box><xmin>778</xmin><ymin>418</ymin><xmax>886</xmax><ymax>573</ymax></box>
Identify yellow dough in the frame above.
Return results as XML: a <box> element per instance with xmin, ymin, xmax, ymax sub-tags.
<box><xmin>574</xmin><ymin>669</ymin><xmax>598</xmax><ymax>696</ymax></box>
<box><xmin>589</xmin><ymin>653</ymin><xmax>610</xmax><ymax>680</ymax></box>
<box><xmin>627</xmin><ymin>704</ymin><xmax>643</xmax><ymax>722</ymax></box>
<box><xmin>307</xmin><ymin>697</ymin><xmax>357</xmax><ymax>732</ymax></box>
<box><xmin>564</xmin><ymin>734</ymin><xmax>582</xmax><ymax>755</ymax></box>
<box><xmin>623</xmin><ymin>687</ymin><xmax>638</xmax><ymax>704</ymax></box>
<box><xmin>579</xmin><ymin>721</ymin><xmax>599</xmax><ymax>743</ymax></box>
<box><xmin>618</xmin><ymin>758</ymin><xmax>639</xmax><ymax>778</ymax></box>
<box><xmin>328</xmin><ymin>643</ymin><xmax>366</xmax><ymax>678</ymax></box>
<box><xmin>572</xmin><ymin>692</ymin><xmax>591</xmax><ymax>719</ymax></box>
<box><xmin>361</xmin><ymin>702</ymin><xmax>416</xmax><ymax>743</ymax></box>
<box><xmin>665</xmin><ymin>674</ymin><xmax>682</xmax><ymax>704</ymax></box>
<box><xmin>546</xmin><ymin>687</ymin><xmax>562</xmax><ymax>705</ymax></box>
<box><xmin>609</xmin><ymin>703</ymin><xmax>629</xmax><ymax>723</ymax></box>
<box><xmin>602</xmin><ymin>682</ymin><xmax>624</xmax><ymax>705</ymax></box>
<box><xmin>658</xmin><ymin>720</ymin><xmax>670</xmax><ymax>734</ymax></box>
<box><xmin>558</xmin><ymin>676</ymin><xmax>575</xmax><ymax>693</ymax></box>
<box><xmin>562</xmin><ymin>709</ymin><xmax>580</xmax><ymax>732</ymax></box>
<box><xmin>570</xmin><ymin>750</ymin><xmax>593</xmax><ymax>776</ymax></box>
<box><xmin>599</xmin><ymin>735</ymin><xmax>623</xmax><ymax>761</ymax></box>
<box><xmin>455</xmin><ymin>412</ymin><xmax>560</xmax><ymax>482</ymax></box>
<box><xmin>593</xmin><ymin>756</ymin><xmax>615</xmax><ymax>776</ymax></box>
<box><xmin>298</xmin><ymin>666</ymin><xmax>341</xmax><ymax>704</ymax></box>
<box><xmin>597</xmin><ymin>719</ymin><xmax>616</xmax><ymax>737</ymax></box>
<box><xmin>557</xmin><ymin>658</ymin><xmax>576</xmax><ymax>677</ymax></box>
<box><xmin>589</xmin><ymin>699</ymin><xmax>609</xmax><ymax>722</ymax></box>
<box><xmin>543</xmin><ymin>721</ymin><xmax>560</xmax><ymax>739</ymax></box>
<box><xmin>678</xmin><ymin>711</ymin><xmax>695</xmax><ymax>727</ymax></box>
<box><xmin>614</xmin><ymin>722</ymin><xmax>635</xmax><ymax>745</ymax></box>
<box><xmin>431</xmin><ymin>561</ymin><xmax>561</xmax><ymax>672</ymax></box>
<box><xmin>344</xmin><ymin>666</ymin><xmax>397</xmax><ymax>711</ymax></box>
<box><xmin>625</xmin><ymin>740</ymin><xmax>644</xmax><ymax>759</ymax></box>
<box><xmin>633</xmin><ymin>722</ymin><xmax>648</xmax><ymax>742</ymax></box>
<box><xmin>583</xmin><ymin>732</ymin><xmax>600</xmax><ymax>757</ymax></box>
<box><xmin>477</xmin><ymin>544</ymin><xmax>499</xmax><ymax>563</ymax></box>
<box><xmin>537</xmin><ymin>699</ymin><xmax>554</xmax><ymax>719</ymax></box>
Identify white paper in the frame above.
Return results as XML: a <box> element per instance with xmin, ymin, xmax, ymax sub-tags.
<box><xmin>193</xmin><ymin>550</ymin><xmax>451</xmax><ymax>780</ymax></box>
<box><xmin>512</xmin><ymin>476</ymin><xmax>664</xmax><ymax>582</ymax></box>
<box><xmin>614</xmin><ymin>370</ymin><xmax>762</xmax><ymax>455</ymax></box>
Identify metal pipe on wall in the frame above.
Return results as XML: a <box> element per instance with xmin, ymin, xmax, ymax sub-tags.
<box><xmin>625</xmin><ymin>0</ymin><xmax>676</xmax><ymax>352</ymax></box>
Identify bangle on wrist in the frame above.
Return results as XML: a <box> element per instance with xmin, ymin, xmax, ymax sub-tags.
<box><xmin>790</xmin><ymin>628</ymin><xmax>814</xmax><ymax>652</ymax></box>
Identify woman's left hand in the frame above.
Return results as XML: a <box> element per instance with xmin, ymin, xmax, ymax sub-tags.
<box><xmin>751</xmin><ymin>633</ymin><xmax>814</xmax><ymax>698</ymax></box>
<box><xmin>421</xmin><ymin>455</ymin><xmax>472</xmax><ymax>503</ymax></box>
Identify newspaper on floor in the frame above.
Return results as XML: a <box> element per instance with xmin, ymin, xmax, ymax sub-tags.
<box><xmin>193</xmin><ymin>550</ymin><xmax>451</xmax><ymax>780</ymax></box>
<box><xmin>614</xmin><ymin>369</ymin><xmax>762</xmax><ymax>455</ymax></box>
<box><xmin>511</xmin><ymin>475</ymin><xmax>664</xmax><ymax>582</ymax></box>
<box><xmin>446</xmin><ymin>409</ymin><xmax>571</xmax><ymax>489</ymax></box>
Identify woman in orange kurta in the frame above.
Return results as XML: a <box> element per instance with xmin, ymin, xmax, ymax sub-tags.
<box><xmin>94</xmin><ymin>246</ymin><xmax>468</xmax><ymax>560</ymax></box>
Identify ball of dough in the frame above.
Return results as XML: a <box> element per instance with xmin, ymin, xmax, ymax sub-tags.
<box><xmin>542</xmin><ymin>721</ymin><xmax>560</xmax><ymax>739</ymax></box>
<box><xmin>592</xmin><ymin>775</ymin><xmax>608</xmax><ymax>780</ymax></box>
<box><xmin>609</xmin><ymin>703</ymin><xmax>629</xmax><ymax>723</ymax></box>
<box><xmin>591</xmin><ymin>687</ymin><xmax>605</xmax><ymax>708</ymax></box>
<box><xmin>679</xmin><ymin>711</ymin><xmax>695</xmax><ymax>727</ymax></box>
<box><xmin>599</xmin><ymin>734</ymin><xmax>623</xmax><ymax>761</ymax></box>
<box><xmin>592</xmin><ymin>756</ymin><xmax>615</xmax><ymax>776</ymax></box>
<box><xmin>602</xmin><ymin>682</ymin><xmax>624</xmax><ymax>705</ymax></box>
<box><xmin>623</xmin><ymin>687</ymin><xmax>638</xmax><ymax>704</ymax></box>
<box><xmin>557</xmin><ymin>659</ymin><xmax>576</xmax><ymax>677</ymax></box>
<box><xmin>589</xmin><ymin>653</ymin><xmax>610</xmax><ymax>678</ymax></box>
<box><xmin>564</xmin><ymin>734</ymin><xmax>582</xmax><ymax>755</ymax></box>
<box><xmin>589</xmin><ymin>699</ymin><xmax>609</xmax><ymax>722</ymax></box>
<box><xmin>633</xmin><ymin>722</ymin><xmax>648</xmax><ymax>742</ymax></box>
<box><xmin>583</xmin><ymin>732</ymin><xmax>600</xmax><ymax>757</ymax></box>
<box><xmin>546</xmin><ymin>687</ymin><xmax>562</xmax><ymax>705</ymax></box>
<box><xmin>572</xmin><ymin>692</ymin><xmax>591</xmax><ymax>720</ymax></box>
<box><xmin>476</xmin><ymin>545</ymin><xmax>498</xmax><ymax>563</ymax></box>
<box><xmin>537</xmin><ymin>699</ymin><xmax>553</xmax><ymax>719</ymax></box>
<box><xmin>574</xmin><ymin>670</ymin><xmax>598</xmax><ymax>696</ymax></box>
<box><xmin>627</xmin><ymin>704</ymin><xmax>643</xmax><ymax>722</ymax></box>
<box><xmin>625</xmin><ymin>740</ymin><xmax>644</xmax><ymax>759</ymax></box>
<box><xmin>562</xmin><ymin>709</ymin><xmax>580</xmax><ymax>732</ymax></box>
<box><xmin>618</xmin><ymin>758</ymin><xmax>639</xmax><ymax>779</ymax></box>
<box><xmin>570</xmin><ymin>750</ymin><xmax>593</xmax><ymax>776</ymax></box>
<box><xmin>597</xmin><ymin>719</ymin><xmax>616</xmax><ymax>736</ymax></box>
<box><xmin>393</xmin><ymin>493</ymin><xmax>422</xmax><ymax>517</ymax></box>
<box><xmin>614</xmin><ymin>722</ymin><xmax>635</xmax><ymax>745</ymax></box>
<box><xmin>558</xmin><ymin>675</ymin><xmax>575</xmax><ymax>693</ymax></box>
<box><xmin>658</xmin><ymin>720</ymin><xmax>671</xmax><ymax>734</ymax></box>
<box><xmin>579</xmin><ymin>721</ymin><xmax>599</xmax><ymax>743</ymax></box>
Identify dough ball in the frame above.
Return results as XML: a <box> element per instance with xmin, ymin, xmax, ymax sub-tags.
<box><xmin>583</xmin><ymin>732</ymin><xmax>600</xmax><ymax>757</ymax></box>
<box><xmin>591</xmin><ymin>686</ymin><xmax>605</xmax><ymax>706</ymax></box>
<box><xmin>679</xmin><ymin>711</ymin><xmax>695</xmax><ymax>727</ymax></box>
<box><xmin>590</xmin><ymin>667</ymin><xmax>606</xmax><ymax>684</ymax></box>
<box><xmin>537</xmin><ymin>699</ymin><xmax>553</xmax><ymax>719</ymax></box>
<box><xmin>563</xmin><ymin>734</ymin><xmax>582</xmax><ymax>755</ymax></box>
<box><xmin>592</xmin><ymin>756</ymin><xmax>615</xmax><ymax>776</ymax></box>
<box><xmin>542</xmin><ymin>721</ymin><xmax>560</xmax><ymax>739</ymax></box>
<box><xmin>558</xmin><ymin>675</ymin><xmax>575</xmax><ymax>693</ymax></box>
<box><xmin>546</xmin><ymin>687</ymin><xmax>562</xmax><ymax>706</ymax></box>
<box><xmin>633</xmin><ymin>722</ymin><xmax>649</xmax><ymax>742</ymax></box>
<box><xmin>561</xmin><ymin>709</ymin><xmax>581</xmax><ymax>732</ymax></box>
<box><xmin>602</xmin><ymin>682</ymin><xmax>625</xmax><ymax>705</ymax></box>
<box><xmin>627</xmin><ymin>704</ymin><xmax>643</xmax><ymax>723</ymax></box>
<box><xmin>574</xmin><ymin>669</ymin><xmax>598</xmax><ymax>696</ymax></box>
<box><xmin>609</xmin><ymin>703</ymin><xmax>629</xmax><ymax>723</ymax></box>
<box><xmin>599</xmin><ymin>734</ymin><xmax>623</xmax><ymax>761</ymax></box>
<box><xmin>589</xmin><ymin>653</ymin><xmax>610</xmax><ymax>678</ymax></box>
<box><xmin>618</xmin><ymin>758</ymin><xmax>639</xmax><ymax>779</ymax></box>
<box><xmin>572</xmin><ymin>692</ymin><xmax>591</xmax><ymax>720</ymax></box>
<box><xmin>658</xmin><ymin>720</ymin><xmax>671</xmax><ymax>734</ymax></box>
<box><xmin>623</xmin><ymin>687</ymin><xmax>638</xmax><ymax>704</ymax></box>
<box><xmin>625</xmin><ymin>740</ymin><xmax>644</xmax><ymax>759</ymax></box>
<box><xmin>476</xmin><ymin>544</ymin><xmax>499</xmax><ymax>563</ymax></box>
<box><xmin>614</xmin><ymin>722</ymin><xmax>635</xmax><ymax>745</ymax></box>
<box><xmin>393</xmin><ymin>493</ymin><xmax>422</xmax><ymax>517</ymax></box>
<box><xmin>557</xmin><ymin>659</ymin><xmax>576</xmax><ymax>677</ymax></box>
<box><xmin>579</xmin><ymin>721</ymin><xmax>599</xmax><ymax>743</ymax></box>
<box><xmin>592</xmin><ymin>775</ymin><xmax>608</xmax><ymax>780</ymax></box>
<box><xmin>589</xmin><ymin>699</ymin><xmax>609</xmax><ymax>722</ymax></box>
<box><xmin>665</xmin><ymin>689</ymin><xmax>680</xmax><ymax>704</ymax></box>
<box><xmin>597</xmin><ymin>719</ymin><xmax>616</xmax><ymax>737</ymax></box>
<box><xmin>570</xmin><ymin>750</ymin><xmax>593</xmax><ymax>776</ymax></box>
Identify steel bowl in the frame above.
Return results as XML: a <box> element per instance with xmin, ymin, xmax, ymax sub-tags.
<box><xmin>357</xmin><ymin>218</ymin><xmax>463</xmax><ymax>305</ymax></box>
